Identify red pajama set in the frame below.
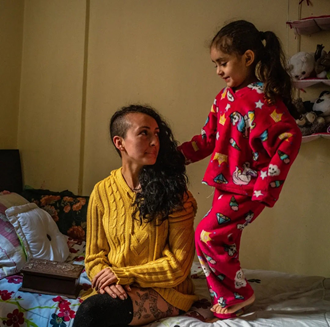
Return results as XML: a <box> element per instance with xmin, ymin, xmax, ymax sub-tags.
<box><xmin>179</xmin><ymin>82</ymin><xmax>302</xmax><ymax>319</ymax></box>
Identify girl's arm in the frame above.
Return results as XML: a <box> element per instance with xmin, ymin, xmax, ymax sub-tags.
<box><xmin>178</xmin><ymin>104</ymin><xmax>217</xmax><ymax>164</ymax></box>
<box><xmin>111</xmin><ymin>191</ymin><xmax>197</xmax><ymax>288</ymax></box>
<box><xmin>251</xmin><ymin>117</ymin><xmax>302</xmax><ymax>207</ymax></box>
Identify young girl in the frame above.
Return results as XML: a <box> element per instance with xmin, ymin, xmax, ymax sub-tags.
<box><xmin>178</xmin><ymin>20</ymin><xmax>302</xmax><ymax>319</ymax></box>
<box><xmin>73</xmin><ymin>105</ymin><xmax>198</xmax><ymax>327</ymax></box>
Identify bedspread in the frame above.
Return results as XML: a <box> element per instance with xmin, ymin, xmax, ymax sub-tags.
<box><xmin>0</xmin><ymin>239</ymin><xmax>88</xmax><ymax>327</ymax></box>
<box><xmin>1</xmin><ymin>239</ymin><xmax>329</xmax><ymax>327</ymax></box>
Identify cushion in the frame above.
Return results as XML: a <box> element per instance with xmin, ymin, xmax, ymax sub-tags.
<box><xmin>5</xmin><ymin>203</ymin><xmax>69</xmax><ymax>262</ymax></box>
<box><xmin>0</xmin><ymin>212</ymin><xmax>26</xmax><ymax>279</ymax></box>
<box><xmin>0</xmin><ymin>203</ymin><xmax>7</xmax><ymax>215</ymax></box>
<box><xmin>22</xmin><ymin>189</ymin><xmax>89</xmax><ymax>241</ymax></box>
<box><xmin>0</xmin><ymin>192</ymin><xmax>29</xmax><ymax>209</ymax></box>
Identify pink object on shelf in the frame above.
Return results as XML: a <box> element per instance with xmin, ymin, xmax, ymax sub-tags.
<box><xmin>302</xmin><ymin>132</ymin><xmax>330</xmax><ymax>143</ymax></box>
<box><xmin>286</xmin><ymin>15</ymin><xmax>330</xmax><ymax>35</ymax></box>
<box><xmin>293</xmin><ymin>78</ymin><xmax>330</xmax><ymax>89</ymax></box>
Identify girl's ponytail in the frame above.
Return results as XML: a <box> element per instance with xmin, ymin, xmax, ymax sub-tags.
<box><xmin>258</xmin><ymin>31</ymin><xmax>300</xmax><ymax>119</ymax></box>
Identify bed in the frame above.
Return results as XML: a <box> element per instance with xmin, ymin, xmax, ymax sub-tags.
<box><xmin>0</xmin><ymin>149</ymin><xmax>329</xmax><ymax>327</ymax></box>
<box><xmin>1</xmin><ymin>253</ymin><xmax>329</xmax><ymax>327</ymax></box>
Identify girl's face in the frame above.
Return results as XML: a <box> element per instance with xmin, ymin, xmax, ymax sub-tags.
<box><xmin>116</xmin><ymin>113</ymin><xmax>160</xmax><ymax>169</ymax></box>
<box><xmin>210</xmin><ymin>46</ymin><xmax>255</xmax><ymax>91</ymax></box>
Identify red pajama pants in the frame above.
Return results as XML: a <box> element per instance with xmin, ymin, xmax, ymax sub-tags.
<box><xmin>195</xmin><ymin>189</ymin><xmax>265</xmax><ymax>319</ymax></box>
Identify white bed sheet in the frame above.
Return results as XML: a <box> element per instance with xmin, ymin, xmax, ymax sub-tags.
<box><xmin>146</xmin><ymin>264</ymin><xmax>330</xmax><ymax>327</ymax></box>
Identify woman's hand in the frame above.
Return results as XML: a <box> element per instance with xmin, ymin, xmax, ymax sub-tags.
<box><xmin>100</xmin><ymin>284</ymin><xmax>132</xmax><ymax>300</ymax></box>
<box><xmin>92</xmin><ymin>268</ymin><xmax>131</xmax><ymax>299</ymax></box>
<box><xmin>92</xmin><ymin>268</ymin><xmax>118</xmax><ymax>291</ymax></box>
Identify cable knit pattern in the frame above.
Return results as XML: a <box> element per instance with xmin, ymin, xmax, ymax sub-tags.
<box><xmin>83</xmin><ymin>168</ymin><xmax>199</xmax><ymax>311</ymax></box>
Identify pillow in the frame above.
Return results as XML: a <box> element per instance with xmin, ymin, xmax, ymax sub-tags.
<box><xmin>0</xmin><ymin>212</ymin><xmax>26</xmax><ymax>279</ymax></box>
<box><xmin>0</xmin><ymin>192</ymin><xmax>29</xmax><ymax>209</ymax></box>
<box><xmin>5</xmin><ymin>203</ymin><xmax>69</xmax><ymax>262</ymax></box>
<box><xmin>0</xmin><ymin>203</ymin><xmax>7</xmax><ymax>214</ymax></box>
<box><xmin>22</xmin><ymin>189</ymin><xmax>89</xmax><ymax>241</ymax></box>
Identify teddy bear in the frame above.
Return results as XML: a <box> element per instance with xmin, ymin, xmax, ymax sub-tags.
<box><xmin>287</xmin><ymin>51</ymin><xmax>315</xmax><ymax>81</ymax></box>
<box><xmin>287</xmin><ymin>45</ymin><xmax>330</xmax><ymax>81</ymax></box>
<box><xmin>293</xmin><ymin>97</ymin><xmax>328</xmax><ymax>136</ymax></box>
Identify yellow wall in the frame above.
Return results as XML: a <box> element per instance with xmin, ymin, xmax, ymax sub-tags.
<box><xmin>18</xmin><ymin>0</ymin><xmax>86</xmax><ymax>191</ymax></box>
<box><xmin>2</xmin><ymin>0</ymin><xmax>330</xmax><ymax>276</ymax></box>
<box><xmin>0</xmin><ymin>1</ymin><xmax>24</xmax><ymax>149</ymax></box>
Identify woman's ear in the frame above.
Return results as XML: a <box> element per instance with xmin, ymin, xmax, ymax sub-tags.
<box><xmin>244</xmin><ymin>50</ymin><xmax>255</xmax><ymax>67</ymax></box>
<box><xmin>113</xmin><ymin>136</ymin><xmax>124</xmax><ymax>151</ymax></box>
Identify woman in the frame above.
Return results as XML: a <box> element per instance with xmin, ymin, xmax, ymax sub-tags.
<box><xmin>73</xmin><ymin>104</ymin><xmax>198</xmax><ymax>327</ymax></box>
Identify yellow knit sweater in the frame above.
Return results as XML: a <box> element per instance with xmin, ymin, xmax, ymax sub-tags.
<box><xmin>83</xmin><ymin>168</ymin><xmax>199</xmax><ymax>311</ymax></box>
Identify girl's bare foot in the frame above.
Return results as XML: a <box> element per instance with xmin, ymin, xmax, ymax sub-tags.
<box><xmin>211</xmin><ymin>293</ymin><xmax>255</xmax><ymax>315</ymax></box>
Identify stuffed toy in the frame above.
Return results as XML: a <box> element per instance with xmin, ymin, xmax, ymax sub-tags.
<box><xmin>313</xmin><ymin>90</ymin><xmax>330</xmax><ymax>122</ymax></box>
<box><xmin>293</xmin><ymin>97</ymin><xmax>329</xmax><ymax>136</ymax></box>
<box><xmin>287</xmin><ymin>51</ymin><xmax>315</xmax><ymax>81</ymax></box>
<box><xmin>296</xmin><ymin>110</ymin><xmax>326</xmax><ymax>136</ymax></box>
<box><xmin>293</xmin><ymin>97</ymin><xmax>313</xmax><ymax>116</ymax></box>
<box><xmin>314</xmin><ymin>44</ymin><xmax>330</xmax><ymax>79</ymax></box>
<box><xmin>287</xmin><ymin>45</ymin><xmax>330</xmax><ymax>81</ymax></box>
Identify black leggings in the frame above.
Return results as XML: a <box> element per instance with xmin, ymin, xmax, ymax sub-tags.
<box><xmin>72</xmin><ymin>293</ymin><xmax>133</xmax><ymax>327</ymax></box>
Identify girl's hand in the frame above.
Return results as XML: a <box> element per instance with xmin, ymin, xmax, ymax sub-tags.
<box><xmin>92</xmin><ymin>268</ymin><xmax>118</xmax><ymax>291</ymax></box>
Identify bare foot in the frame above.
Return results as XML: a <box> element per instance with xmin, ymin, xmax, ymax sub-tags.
<box><xmin>211</xmin><ymin>293</ymin><xmax>255</xmax><ymax>315</ymax></box>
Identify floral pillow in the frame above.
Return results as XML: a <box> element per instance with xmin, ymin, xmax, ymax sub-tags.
<box><xmin>21</xmin><ymin>189</ymin><xmax>89</xmax><ymax>241</ymax></box>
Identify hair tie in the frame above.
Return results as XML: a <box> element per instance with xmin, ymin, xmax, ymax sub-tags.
<box><xmin>259</xmin><ymin>31</ymin><xmax>265</xmax><ymax>41</ymax></box>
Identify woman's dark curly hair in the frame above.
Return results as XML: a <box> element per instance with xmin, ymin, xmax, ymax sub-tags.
<box><xmin>110</xmin><ymin>104</ymin><xmax>188</xmax><ymax>223</ymax></box>
<box><xmin>211</xmin><ymin>20</ymin><xmax>299</xmax><ymax>119</ymax></box>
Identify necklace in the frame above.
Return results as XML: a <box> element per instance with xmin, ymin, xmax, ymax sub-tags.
<box><xmin>121</xmin><ymin>171</ymin><xmax>141</xmax><ymax>192</ymax></box>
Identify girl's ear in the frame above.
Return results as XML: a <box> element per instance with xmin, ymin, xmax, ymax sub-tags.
<box><xmin>244</xmin><ymin>50</ymin><xmax>255</xmax><ymax>67</ymax></box>
<box><xmin>113</xmin><ymin>136</ymin><xmax>124</xmax><ymax>151</ymax></box>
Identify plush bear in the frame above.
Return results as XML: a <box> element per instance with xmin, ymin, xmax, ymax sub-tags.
<box><xmin>287</xmin><ymin>51</ymin><xmax>315</xmax><ymax>81</ymax></box>
<box><xmin>287</xmin><ymin>45</ymin><xmax>330</xmax><ymax>81</ymax></box>
<box><xmin>293</xmin><ymin>97</ymin><xmax>328</xmax><ymax>136</ymax></box>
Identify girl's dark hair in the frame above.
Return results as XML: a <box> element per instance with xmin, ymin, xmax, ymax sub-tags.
<box><xmin>211</xmin><ymin>20</ymin><xmax>299</xmax><ymax>119</ymax></box>
<box><xmin>110</xmin><ymin>104</ymin><xmax>188</xmax><ymax>223</ymax></box>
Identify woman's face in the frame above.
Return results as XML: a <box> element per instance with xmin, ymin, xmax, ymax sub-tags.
<box><xmin>119</xmin><ymin>113</ymin><xmax>160</xmax><ymax>168</ymax></box>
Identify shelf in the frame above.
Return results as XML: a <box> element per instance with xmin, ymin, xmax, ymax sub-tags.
<box><xmin>286</xmin><ymin>15</ymin><xmax>330</xmax><ymax>35</ymax></box>
<box><xmin>302</xmin><ymin>132</ymin><xmax>330</xmax><ymax>143</ymax></box>
<box><xmin>293</xmin><ymin>79</ymin><xmax>330</xmax><ymax>89</ymax></box>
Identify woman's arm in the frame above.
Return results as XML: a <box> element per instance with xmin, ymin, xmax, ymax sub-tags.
<box><xmin>84</xmin><ymin>187</ymin><xmax>113</xmax><ymax>281</ymax></box>
<box><xmin>85</xmin><ymin>186</ymin><xmax>132</xmax><ymax>299</ymax></box>
<box><xmin>112</xmin><ymin>191</ymin><xmax>197</xmax><ymax>288</ymax></box>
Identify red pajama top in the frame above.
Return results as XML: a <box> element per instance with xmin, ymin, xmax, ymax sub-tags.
<box><xmin>179</xmin><ymin>82</ymin><xmax>302</xmax><ymax>207</ymax></box>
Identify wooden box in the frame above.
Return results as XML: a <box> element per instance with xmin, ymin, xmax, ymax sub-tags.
<box><xmin>20</xmin><ymin>259</ymin><xmax>84</xmax><ymax>299</ymax></box>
